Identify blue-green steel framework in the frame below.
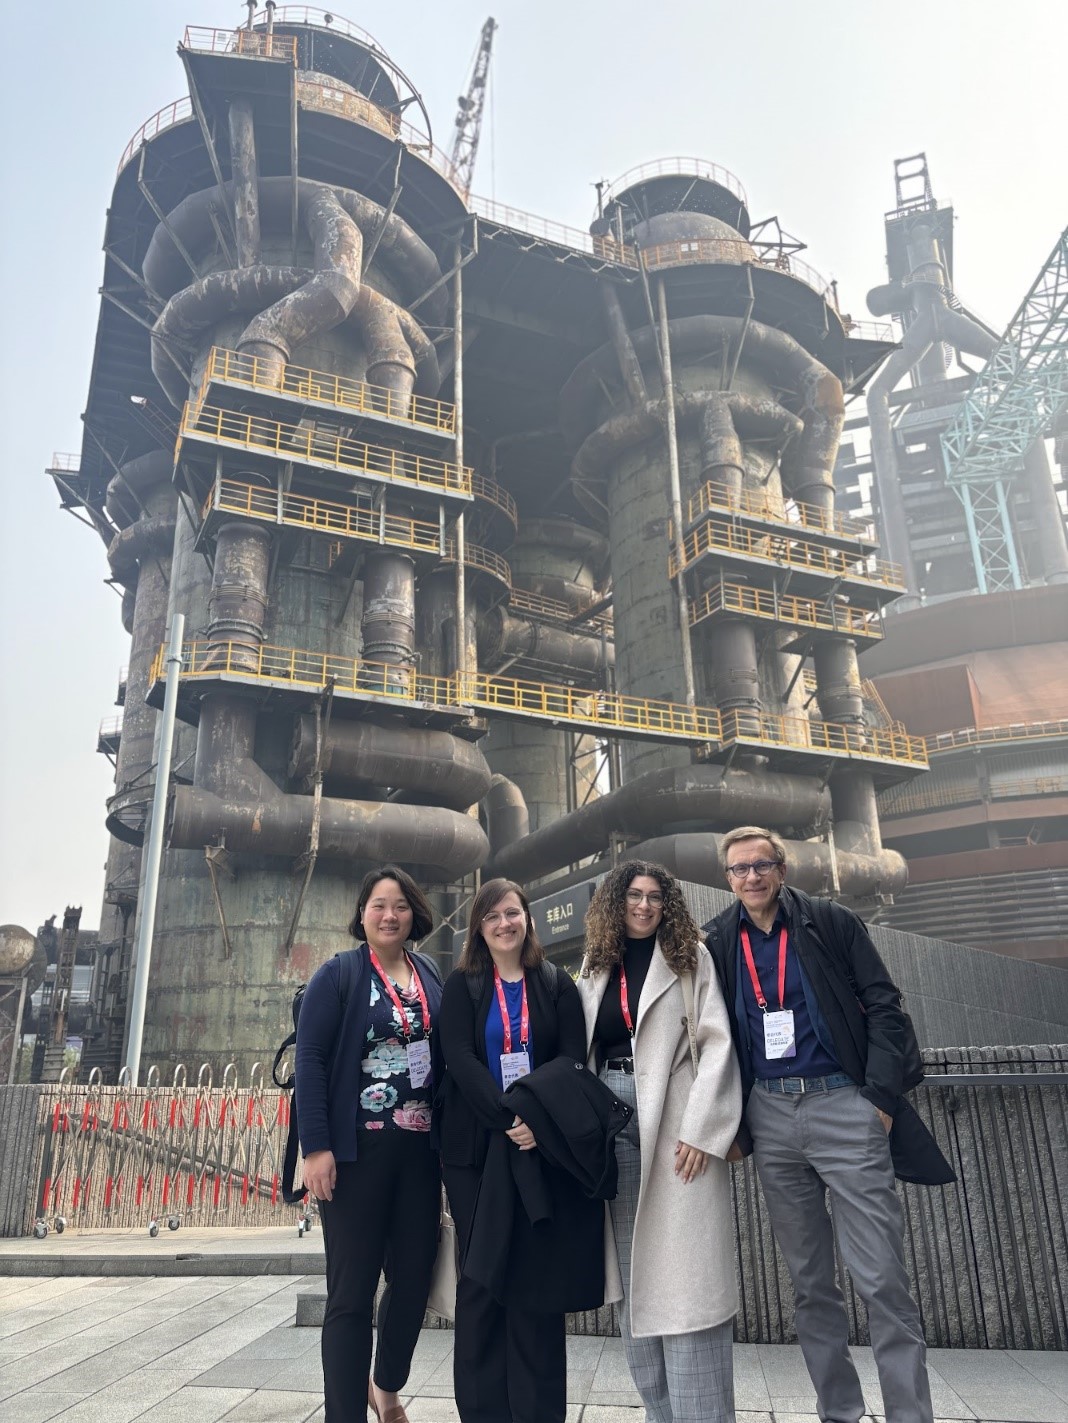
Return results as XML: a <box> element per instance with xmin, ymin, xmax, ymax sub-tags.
<box><xmin>941</xmin><ymin>225</ymin><xmax>1068</xmax><ymax>593</ymax></box>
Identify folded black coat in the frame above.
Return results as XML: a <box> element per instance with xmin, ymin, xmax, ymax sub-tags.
<box><xmin>463</xmin><ymin>1059</ymin><xmax>631</xmax><ymax>1314</ymax></box>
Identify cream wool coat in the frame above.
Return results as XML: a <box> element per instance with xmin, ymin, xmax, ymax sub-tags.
<box><xmin>578</xmin><ymin>940</ymin><xmax>742</xmax><ymax>1337</ymax></box>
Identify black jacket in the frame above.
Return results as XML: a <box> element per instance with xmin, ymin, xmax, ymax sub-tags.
<box><xmin>705</xmin><ymin>887</ymin><xmax>954</xmax><ymax>1186</ymax></box>
<box><xmin>433</xmin><ymin>963</ymin><xmax>587</xmax><ymax>1169</ymax></box>
<box><xmin>463</xmin><ymin>1058</ymin><xmax>630</xmax><ymax>1312</ymax></box>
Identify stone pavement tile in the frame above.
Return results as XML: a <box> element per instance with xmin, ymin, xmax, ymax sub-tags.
<box><xmin>0</xmin><ymin>1390</ymin><xmax>92</xmax><ymax>1423</ymax></box>
<box><xmin>1010</xmin><ymin>1349</ymin><xmax>1068</xmax><ymax>1399</ymax></box>
<box><xmin>191</xmin><ymin>1357</ymin><xmax>292</xmax><ymax>1390</ymax></box>
<box><xmin>251</xmin><ymin>1351</ymin><xmax>325</xmax><ymax>1394</ymax></box>
<box><xmin>224</xmin><ymin>1325</ymin><xmax>321</xmax><ymax>1362</ymax></box>
<box><xmin>928</xmin><ymin>1349</ymin><xmax>1068</xmax><ymax>1423</ymax></box>
<box><xmin>580</xmin><ymin>1409</ymin><xmax>646</xmax><ymax>1421</ymax></box>
<box><xmin>403</xmin><ymin>1330</ymin><xmax>454</xmax><ymax>1390</ymax></box>
<box><xmin>408</xmin><ymin>1348</ymin><xmax>455</xmax><ymax>1399</ymax></box>
<box><xmin>29</xmin><ymin>1369</ymin><xmax>190</xmax><ymax>1422</ymax></box>
<box><xmin>138</xmin><ymin>1386</ymin><xmax>256</xmax><ymax>1421</ymax></box>
<box><xmin>587</xmin><ymin>1337</ymin><xmax>641</xmax><ymax>1406</ymax></box>
<box><xmin>733</xmin><ymin>1344</ymin><xmax>772</xmax><ymax>1411</ymax></box>
<box><xmin>565</xmin><ymin>1333</ymin><xmax>605</xmax><ymax>1404</ymax></box>
<box><xmin>213</xmin><ymin>1387</ymin><xmax>324</xmax><ymax>1420</ymax></box>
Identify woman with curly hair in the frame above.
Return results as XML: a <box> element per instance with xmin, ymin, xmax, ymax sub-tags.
<box><xmin>578</xmin><ymin>860</ymin><xmax>743</xmax><ymax>1422</ymax></box>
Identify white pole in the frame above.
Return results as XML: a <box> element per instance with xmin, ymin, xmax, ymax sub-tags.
<box><xmin>125</xmin><ymin>613</ymin><xmax>185</xmax><ymax>1086</ymax></box>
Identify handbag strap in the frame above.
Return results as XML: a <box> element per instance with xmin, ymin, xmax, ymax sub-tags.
<box><xmin>680</xmin><ymin>969</ymin><xmax>699</xmax><ymax>1075</ymax></box>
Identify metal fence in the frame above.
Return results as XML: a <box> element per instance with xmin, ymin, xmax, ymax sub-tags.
<box><xmin>1</xmin><ymin>1064</ymin><xmax>293</xmax><ymax>1237</ymax></box>
<box><xmin>2</xmin><ymin>1047</ymin><xmax>1065</xmax><ymax>1350</ymax></box>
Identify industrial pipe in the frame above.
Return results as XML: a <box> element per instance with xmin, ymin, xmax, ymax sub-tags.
<box><xmin>486</xmin><ymin>762</ymin><xmax>830</xmax><ymax>882</ymax></box>
<box><xmin>289</xmin><ymin>716</ymin><xmax>493</xmax><ymax>810</ymax></box>
<box><xmin>228</xmin><ymin>99</ymin><xmax>261</xmax><ymax>267</ymax></box>
<box><xmin>484</xmin><ymin>774</ymin><xmax>530</xmax><ymax>860</ymax></box>
<box><xmin>476</xmin><ymin>607</ymin><xmax>614</xmax><ymax>682</ymax></box>
<box><xmin>626</xmin><ymin>833</ymin><xmax>907</xmax><ymax>900</ymax></box>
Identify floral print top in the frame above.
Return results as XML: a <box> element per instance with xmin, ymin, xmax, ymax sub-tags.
<box><xmin>356</xmin><ymin>966</ymin><xmax>432</xmax><ymax>1132</ymax></box>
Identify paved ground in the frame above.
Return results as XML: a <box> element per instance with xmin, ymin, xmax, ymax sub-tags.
<box><xmin>1</xmin><ymin>1230</ymin><xmax>1066</xmax><ymax>1421</ymax></box>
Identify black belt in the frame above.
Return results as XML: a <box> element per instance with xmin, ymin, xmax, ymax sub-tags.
<box><xmin>605</xmin><ymin>1057</ymin><xmax>634</xmax><ymax>1074</ymax></box>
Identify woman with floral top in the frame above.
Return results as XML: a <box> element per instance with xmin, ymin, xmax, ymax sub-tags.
<box><xmin>296</xmin><ymin>865</ymin><xmax>444</xmax><ymax>1423</ymax></box>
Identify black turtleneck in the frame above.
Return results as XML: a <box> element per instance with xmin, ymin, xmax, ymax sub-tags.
<box><xmin>592</xmin><ymin>931</ymin><xmax>657</xmax><ymax>1064</ymax></box>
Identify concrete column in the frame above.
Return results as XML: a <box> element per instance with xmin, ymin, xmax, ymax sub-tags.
<box><xmin>227</xmin><ymin>99</ymin><xmax>261</xmax><ymax>267</ymax></box>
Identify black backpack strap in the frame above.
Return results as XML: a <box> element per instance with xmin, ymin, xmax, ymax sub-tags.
<box><xmin>272</xmin><ymin>1031</ymin><xmax>296</xmax><ymax>1091</ymax></box>
<box><xmin>540</xmin><ymin>959</ymin><xmax>562</xmax><ymax>999</ymax></box>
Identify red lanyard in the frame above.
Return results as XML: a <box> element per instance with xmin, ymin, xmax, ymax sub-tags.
<box><xmin>739</xmin><ymin>925</ymin><xmax>788</xmax><ymax>1013</ymax></box>
<box><xmin>619</xmin><ymin>961</ymin><xmax>634</xmax><ymax>1034</ymax></box>
<box><xmin>369</xmin><ymin>950</ymin><xmax>430</xmax><ymax>1039</ymax></box>
<box><xmin>493</xmin><ymin>965</ymin><xmax>529</xmax><ymax>1053</ymax></box>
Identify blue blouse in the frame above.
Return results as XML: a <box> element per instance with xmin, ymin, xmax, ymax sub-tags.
<box><xmin>484</xmin><ymin>976</ymin><xmax>534</xmax><ymax>1090</ymax></box>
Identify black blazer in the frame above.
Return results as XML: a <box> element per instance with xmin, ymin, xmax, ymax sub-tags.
<box><xmin>434</xmin><ymin>963</ymin><xmax>587</xmax><ymax>1169</ymax></box>
<box><xmin>705</xmin><ymin>886</ymin><xmax>954</xmax><ymax>1186</ymax></box>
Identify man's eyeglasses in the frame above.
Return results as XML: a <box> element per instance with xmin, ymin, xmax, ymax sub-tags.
<box><xmin>725</xmin><ymin>859</ymin><xmax>782</xmax><ymax>880</ymax></box>
<box><xmin>625</xmin><ymin>889</ymin><xmax>664</xmax><ymax>906</ymax></box>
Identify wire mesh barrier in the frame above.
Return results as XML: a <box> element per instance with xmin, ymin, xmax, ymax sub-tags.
<box><xmin>4</xmin><ymin>1066</ymin><xmax>295</xmax><ymax>1236</ymax></box>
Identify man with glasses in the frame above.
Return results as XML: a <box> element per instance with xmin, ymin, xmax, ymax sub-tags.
<box><xmin>704</xmin><ymin>825</ymin><xmax>949</xmax><ymax>1423</ymax></box>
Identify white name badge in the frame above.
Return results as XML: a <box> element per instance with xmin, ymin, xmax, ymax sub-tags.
<box><xmin>406</xmin><ymin>1039</ymin><xmax>432</xmax><ymax>1088</ymax></box>
<box><xmin>763</xmin><ymin>1009</ymin><xmax>796</xmax><ymax>1060</ymax></box>
<box><xmin>500</xmin><ymin>1050</ymin><xmax>531</xmax><ymax>1089</ymax></box>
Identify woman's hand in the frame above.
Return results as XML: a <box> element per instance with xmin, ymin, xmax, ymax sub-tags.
<box><xmin>304</xmin><ymin>1148</ymin><xmax>337</xmax><ymax>1201</ymax></box>
<box><xmin>674</xmin><ymin>1140</ymin><xmax>708</xmax><ymax>1183</ymax></box>
<box><xmin>506</xmin><ymin>1116</ymin><xmax>537</xmax><ymax>1151</ymax></box>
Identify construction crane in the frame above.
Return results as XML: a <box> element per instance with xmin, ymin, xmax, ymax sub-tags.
<box><xmin>941</xmin><ymin>225</ymin><xmax>1068</xmax><ymax>592</ymax></box>
<box><xmin>449</xmin><ymin>17</ymin><xmax>497</xmax><ymax>200</ymax></box>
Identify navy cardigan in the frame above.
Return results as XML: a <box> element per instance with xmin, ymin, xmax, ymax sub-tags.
<box><xmin>294</xmin><ymin>943</ymin><xmax>444</xmax><ymax>1163</ymax></box>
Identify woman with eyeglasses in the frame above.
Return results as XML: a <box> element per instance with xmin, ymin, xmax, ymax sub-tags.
<box><xmin>436</xmin><ymin>877</ymin><xmax>589</xmax><ymax>1423</ymax></box>
<box><xmin>295</xmin><ymin>866</ymin><xmax>443</xmax><ymax>1423</ymax></box>
<box><xmin>578</xmin><ymin>860</ymin><xmax>743</xmax><ymax>1423</ymax></box>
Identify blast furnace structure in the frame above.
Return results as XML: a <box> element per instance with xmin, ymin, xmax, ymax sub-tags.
<box><xmin>53</xmin><ymin>10</ymin><xmax>929</xmax><ymax>1076</ymax></box>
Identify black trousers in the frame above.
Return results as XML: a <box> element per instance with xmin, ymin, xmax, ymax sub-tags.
<box><xmin>318</xmin><ymin>1130</ymin><xmax>440</xmax><ymax>1422</ymax></box>
<box><xmin>444</xmin><ymin>1162</ymin><xmax>567</xmax><ymax>1423</ymax></box>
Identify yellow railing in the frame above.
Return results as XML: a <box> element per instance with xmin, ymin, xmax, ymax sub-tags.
<box><xmin>924</xmin><ymin>719</ymin><xmax>1068</xmax><ymax>755</ymax></box>
<box><xmin>443</xmin><ymin>541</ymin><xmax>512</xmax><ymax>584</ymax></box>
<box><xmin>203</xmin><ymin>347</ymin><xmax>456</xmax><ymax>435</ymax></box>
<box><xmin>722</xmin><ymin>709</ymin><xmax>928</xmax><ymax>765</ymax></box>
<box><xmin>509</xmin><ymin>587</ymin><xmax>613</xmax><ymax>634</ymax></box>
<box><xmin>469</xmin><ymin>473</ymin><xmax>518</xmax><ymax>528</ymax></box>
<box><xmin>180</xmin><ymin>403</ymin><xmax>472</xmax><ymax>496</ymax></box>
<box><xmin>154</xmin><ymin>640</ymin><xmax>928</xmax><ymax>767</ymax></box>
<box><xmin>688</xmin><ymin>582</ymin><xmax>883</xmax><ymax>639</ymax></box>
<box><xmin>182</xmin><ymin>27</ymin><xmax>298</xmax><ymax>63</ymax></box>
<box><xmin>686</xmin><ymin>481</ymin><xmax>873</xmax><ymax>542</ymax></box>
<box><xmin>208</xmin><ymin>479</ymin><xmax>444</xmax><ymax>553</ymax></box>
<box><xmin>671</xmin><ymin>517</ymin><xmax>903</xmax><ymax>588</ymax></box>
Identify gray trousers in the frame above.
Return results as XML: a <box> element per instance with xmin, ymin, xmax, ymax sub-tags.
<box><xmin>746</xmin><ymin>1082</ymin><xmax>933</xmax><ymax>1423</ymax></box>
<box><xmin>603</xmin><ymin>1066</ymin><xmax>735</xmax><ymax>1423</ymax></box>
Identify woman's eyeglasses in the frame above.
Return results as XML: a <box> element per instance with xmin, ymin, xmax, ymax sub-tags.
<box><xmin>625</xmin><ymin>889</ymin><xmax>664</xmax><ymax>906</ymax></box>
<box><xmin>482</xmin><ymin>908</ymin><xmax>526</xmax><ymax>928</ymax></box>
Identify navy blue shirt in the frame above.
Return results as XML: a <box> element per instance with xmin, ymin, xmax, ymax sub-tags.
<box><xmin>484</xmin><ymin>976</ymin><xmax>534</xmax><ymax>1089</ymax></box>
<box><xmin>736</xmin><ymin>907</ymin><xmax>842</xmax><ymax>1080</ymax></box>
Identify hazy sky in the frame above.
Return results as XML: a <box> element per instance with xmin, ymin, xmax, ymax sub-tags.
<box><xmin>0</xmin><ymin>1</ymin><xmax>1063</xmax><ymax>932</ymax></box>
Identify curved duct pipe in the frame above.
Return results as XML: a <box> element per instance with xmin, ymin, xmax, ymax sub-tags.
<box><xmin>237</xmin><ymin>188</ymin><xmax>363</xmax><ymax>381</ymax></box>
<box><xmin>476</xmin><ymin>608</ymin><xmax>614</xmax><ymax>683</ymax></box>
<box><xmin>486</xmin><ymin>762</ymin><xmax>830</xmax><ymax>882</ymax></box>
<box><xmin>627</xmin><ymin>833</ymin><xmax>907</xmax><ymax>901</ymax></box>
<box><xmin>175</xmin><ymin>696</ymin><xmax>487</xmax><ymax>880</ymax></box>
<box><xmin>143</xmin><ymin>177</ymin><xmax>447</xmax><ymax>323</ymax></box>
<box><xmin>564</xmin><ymin>316</ymin><xmax>842</xmax><ymax>515</ymax></box>
<box><xmin>105</xmin><ymin>450</ymin><xmax>173</xmax><ymax>529</ymax></box>
<box><xmin>152</xmin><ymin>267</ymin><xmax>437</xmax><ymax>409</ymax></box>
<box><xmin>289</xmin><ymin>716</ymin><xmax>492</xmax><ymax>811</ymax></box>
<box><xmin>484</xmin><ymin>774</ymin><xmax>530</xmax><ymax>861</ymax></box>
<box><xmin>700</xmin><ymin>397</ymin><xmax>745</xmax><ymax>503</ymax></box>
<box><xmin>106</xmin><ymin>512</ymin><xmax>177</xmax><ymax>588</ymax></box>
<box><xmin>571</xmin><ymin>386</ymin><xmax>803</xmax><ymax>490</ymax></box>
<box><xmin>599</xmin><ymin>284</ymin><xmax>647</xmax><ymax>408</ymax></box>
